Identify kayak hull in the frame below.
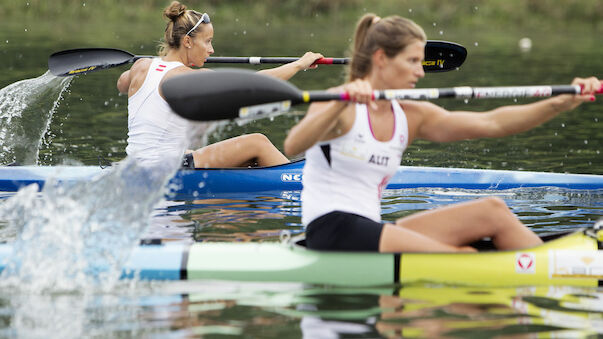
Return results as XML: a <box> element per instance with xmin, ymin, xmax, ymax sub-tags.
<box><xmin>0</xmin><ymin>160</ymin><xmax>601</xmax><ymax>197</ymax></box>
<box><xmin>2</xmin><ymin>229</ymin><xmax>600</xmax><ymax>287</ymax></box>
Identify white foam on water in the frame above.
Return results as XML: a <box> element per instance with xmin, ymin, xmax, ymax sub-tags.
<box><xmin>0</xmin><ymin>157</ymin><xmax>176</xmax><ymax>293</ymax></box>
<box><xmin>0</xmin><ymin>73</ymin><xmax>214</xmax><ymax>336</ymax></box>
<box><xmin>0</xmin><ymin>71</ymin><xmax>72</xmax><ymax>165</ymax></box>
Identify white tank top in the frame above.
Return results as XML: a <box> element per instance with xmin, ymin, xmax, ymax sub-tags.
<box><xmin>125</xmin><ymin>58</ymin><xmax>191</xmax><ymax>167</ymax></box>
<box><xmin>301</xmin><ymin>101</ymin><xmax>409</xmax><ymax>225</ymax></box>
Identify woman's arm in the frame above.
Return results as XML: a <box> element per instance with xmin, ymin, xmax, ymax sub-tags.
<box><xmin>284</xmin><ymin>100</ymin><xmax>348</xmax><ymax>156</ymax></box>
<box><xmin>284</xmin><ymin>79</ymin><xmax>375</xmax><ymax>156</ymax></box>
<box><xmin>414</xmin><ymin>77</ymin><xmax>601</xmax><ymax>142</ymax></box>
<box><xmin>258</xmin><ymin>52</ymin><xmax>324</xmax><ymax>81</ymax></box>
<box><xmin>116</xmin><ymin>58</ymin><xmax>153</xmax><ymax>96</ymax></box>
<box><xmin>116</xmin><ymin>70</ymin><xmax>131</xmax><ymax>95</ymax></box>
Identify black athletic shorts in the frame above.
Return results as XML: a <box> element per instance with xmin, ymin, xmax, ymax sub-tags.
<box><xmin>182</xmin><ymin>153</ymin><xmax>195</xmax><ymax>169</ymax></box>
<box><xmin>305</xmin><ymin>211</ymin><xmax>384</xmax><ymax>251</ymax></box>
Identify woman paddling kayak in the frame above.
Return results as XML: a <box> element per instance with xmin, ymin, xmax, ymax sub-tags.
<box><xmin>117</xmin><ymin>1</ymin><xmax>323</xmax><ymax>169</ymax></box>
<box><xmin>284</xmin><ymin>14</ymin><xmax>601</xmax><ymax>253</ymax></box>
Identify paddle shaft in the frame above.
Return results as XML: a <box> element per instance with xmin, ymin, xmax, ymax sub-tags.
<box><xmin>302</xmin><ymin>84</ymin><xmax>603</xmax><ymax>103</ymax></box>
<box><xmin>116</xmin><ymin>55</ymin><xmax>348</xmax><ymax>65</ymax></box>
<box><xmin>206</xmin><ymin>56</ymin><xmax>348</xmax><ymax>64</ymax></box>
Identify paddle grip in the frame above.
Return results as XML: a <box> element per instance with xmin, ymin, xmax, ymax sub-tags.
<box><xmin>579</xmin><ymin>81</ymin><xmax>603</xmax><ymax>95</ymax></box>
<box><xmin>314</xmin><ymin>58</ymin><xmax>349</xmax><ymax>65</ymax></box>
<box><xmin>339</xmin><ymin>92</ymin><xmax>376</xmax><ymax>101</ymax></box>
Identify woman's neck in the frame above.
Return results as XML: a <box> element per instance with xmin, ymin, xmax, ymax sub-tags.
<box><xmin>163</xmin><ymin>48</ymin><xmax>188</xmax><ymax>66</ymax></box>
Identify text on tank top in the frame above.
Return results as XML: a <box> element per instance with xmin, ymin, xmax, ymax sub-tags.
<box><xmin>301</xmin><ymin>100</ymin><xmax>409</xmax><ymax>224</ymax></box>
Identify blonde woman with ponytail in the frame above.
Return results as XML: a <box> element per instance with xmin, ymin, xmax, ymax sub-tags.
<box><xmin>117</xmin><ymin>1</ymin><xmax>323</xmax><ymax>169</ymax></box>
<box><xmin>284</xmin><ymin>14</ymin><xmax>600</xmax><ymax>253</ymax></box>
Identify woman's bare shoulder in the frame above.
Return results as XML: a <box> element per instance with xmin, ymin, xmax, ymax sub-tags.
<box><xmin>130</xmin><ymin>58</ymin><xmax>152</xmax><ymax>73</ymax></box>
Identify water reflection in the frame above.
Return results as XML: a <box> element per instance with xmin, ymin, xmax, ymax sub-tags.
<box><xmin>1</xmin><ymin>280</ymin><xmax>601</xmax><ymax>337</ymax></box>
<box><xmin>161</xmin><ymin>283</ymin><xmax>603</xmax><ymax>338</ymax></box>
<box><xmin>145</xmin><ymin>188</ymin><xmax>603</xmax><ymax>244</ymax></box>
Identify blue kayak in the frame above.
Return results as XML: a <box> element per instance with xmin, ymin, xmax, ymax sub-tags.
<box><xmin>0</xmin><ymin>159</ymin><xmax>601</xmax><ymax>197</ymax></box>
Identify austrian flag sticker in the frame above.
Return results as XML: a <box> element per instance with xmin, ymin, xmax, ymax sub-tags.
<box><xmin>516</xmin><ymin>252</ymin><xmax>535</xmax><ymax>274</ymax></box>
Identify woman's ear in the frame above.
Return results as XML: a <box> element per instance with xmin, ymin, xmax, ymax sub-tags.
<box><xmin>184</xmin><ymin>35</ymin><xmax>193</xmax><ymax>49</ymax></box>
<box><xmin>372</xmin><ymin>48</ymin><xmax>387</xmax><ymax>68</ymax></box>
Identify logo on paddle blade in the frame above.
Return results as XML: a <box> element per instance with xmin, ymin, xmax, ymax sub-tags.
<box><xmin>68</xmin><ymin>66</ymin><xmax>97</xmax><ymax>75</ymax></box>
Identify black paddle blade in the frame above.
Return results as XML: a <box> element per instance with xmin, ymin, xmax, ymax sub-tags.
<box><xmin>162</xmin><ymin>69</ymin><xmax>303</xmax><ymax>121</ymax></box>
<box><xmin>424</xmin><ymin>40</ymin><xmax>467</xmax><ymax>72</ymax></box>
<box><xmin>48</xmin><ymin>48</ymin><xmax>136</xmax><ymax>76</ymax></box>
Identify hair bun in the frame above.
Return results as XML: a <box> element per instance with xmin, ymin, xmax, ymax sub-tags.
<box><xmin>164</xmin><ymin>1</ymin><xmax>187</xmax><ymax>21</ymax></box>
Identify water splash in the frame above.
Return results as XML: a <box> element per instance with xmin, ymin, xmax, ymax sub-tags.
<box><xmin>0</xmin><ymin>157</ymin><xmax>175</xmax><ymax>293</ymax></box>
<box><xmin>0</xmin><ymin>71</ymin><xmax>72</xmax><ymax>165</ymax></box>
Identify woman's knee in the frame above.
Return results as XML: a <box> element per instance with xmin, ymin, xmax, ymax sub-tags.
<box><xmin>478</xmin><ymin>196</ymin><xmax>511</xmax><ymax>214</ymax></box>
<box><xmin>241</xmin><ymin>133</ymin><xmax>272</xmax><ymax>149</ymax></box>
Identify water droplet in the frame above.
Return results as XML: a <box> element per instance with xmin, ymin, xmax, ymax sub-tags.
<box><xmin>518</xmin><ymin>37</ymin><xmax>532</xmax><ymax>52</ymax></box>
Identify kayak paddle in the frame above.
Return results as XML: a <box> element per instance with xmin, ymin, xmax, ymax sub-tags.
<box><xmin>161</xmin><ymin>68</ymin><xmax>603</xmax><ymax>122</ymax></box>
<box><xmin>47</xmin><ymin>40</ymin><xmax>467</xmax><ymax>76</ymax></box>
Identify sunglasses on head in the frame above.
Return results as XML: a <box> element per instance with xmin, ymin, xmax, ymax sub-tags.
<box><xmin>185</xmin><ymin>12</ymin><xmax>211</xmax><ymax>36</ymax></box>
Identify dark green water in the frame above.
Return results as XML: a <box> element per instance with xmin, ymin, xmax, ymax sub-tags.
<box><xmin>0</xmin><ymin>2</ymin><xmax>602</xmax><ymax>337</ymax></box>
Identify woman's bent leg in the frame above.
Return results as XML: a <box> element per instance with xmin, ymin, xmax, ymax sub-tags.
<box><xmin>393</xmin><ymin>197</ymin><xmax>542</xmax><ymax>250</ymax></box>
<box><xmin>379</xmin><ymin>224</ymin><xmax>477</xmax><ymax>253</ymax></box>
<box><xmin>192</xmin><ymin>133</ymin><xmax>289</xmax><ymax>168</ymax></box>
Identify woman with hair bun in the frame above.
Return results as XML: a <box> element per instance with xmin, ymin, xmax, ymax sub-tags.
<box><xmin>117</xmin><ymin>1</ymin><xmax>323</xmax><ymax>168</ymax></box>
<box><xmin>284</xmin><ymin>13</ymin><xmax>600</xmax><ymax>253</ymax></box>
